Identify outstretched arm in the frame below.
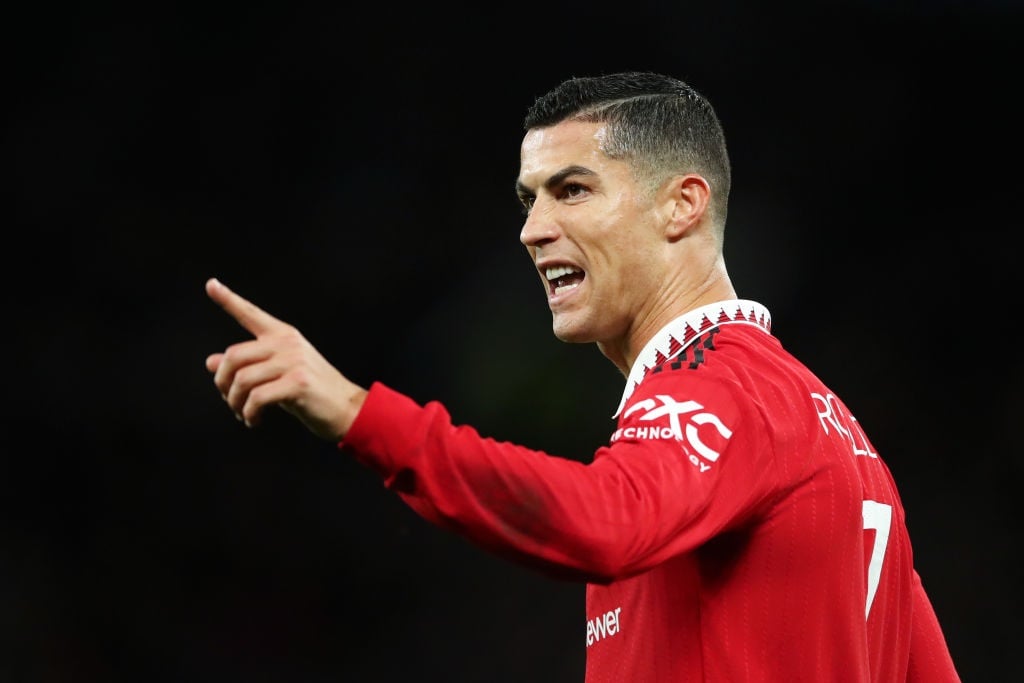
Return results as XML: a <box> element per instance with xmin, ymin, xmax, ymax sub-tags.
<box><xmin>204</xmin><ymin>278</ymin><xmax>367</xmax><ymax>440</ymax></box>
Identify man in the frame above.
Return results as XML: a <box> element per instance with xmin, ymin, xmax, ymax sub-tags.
<box><xmin>206</xmin><ymin>71</ymin><xmax>960</xmax><ymax>681</ymax></box>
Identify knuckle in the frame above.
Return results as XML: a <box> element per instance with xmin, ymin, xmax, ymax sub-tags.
<box><xmin>233</xmin><ymin>366</ymin><xmax>254</xmax><ymax>393</ymax></box>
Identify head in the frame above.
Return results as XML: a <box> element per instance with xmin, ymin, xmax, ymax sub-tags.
<box><xmin>523</xmin><ymin>72</ymin><xmax>731</xmax><ymax>231</ymax></box>
<box><xmin>515</xmin><ymin>71</ymin><xmax>735</xmax><ymax>372</ymax></box>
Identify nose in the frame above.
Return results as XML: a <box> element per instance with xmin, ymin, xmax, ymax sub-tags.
<box><xmin>519</xmin><ymin>202</ymin><xmax>559</xmax><ymax>248</ymax></box>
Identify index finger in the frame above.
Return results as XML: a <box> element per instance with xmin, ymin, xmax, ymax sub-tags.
<box><xmin>205</xmin><ymin>277</ymin><xmax>284</xmax><ymax>337</ymax></box>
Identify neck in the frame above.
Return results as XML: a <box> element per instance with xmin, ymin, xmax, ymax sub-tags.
<box><xmin>599</xmin><ymin>256</ymin><xmax>737</xmax><ymax>377</ymax></box>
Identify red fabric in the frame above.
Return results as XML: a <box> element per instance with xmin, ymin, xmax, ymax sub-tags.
<box><xmin>340</xmin><ymin>323</ymin><xmax>959</xmax><ymax>682</ymax></box>
<box><xmin>908</xmin><ymin>571</ymin><xmax>962</xmax><ymax>682</ymax></box>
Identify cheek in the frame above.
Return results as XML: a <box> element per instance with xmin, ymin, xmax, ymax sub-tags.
<box><xmin>613</xmin><ymin>239</ymin><xmax>663</xmax><ymax>295</ymax></box>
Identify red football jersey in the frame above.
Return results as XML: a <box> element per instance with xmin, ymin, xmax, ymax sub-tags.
<box><xmin>340</xmin><ymin>300</ymin><xmax>959</xmax><ymax>682</ymax></box>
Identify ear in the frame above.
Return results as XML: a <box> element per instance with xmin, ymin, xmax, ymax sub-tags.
<box><xmin>664</xmin><ymin>174</ymin><xmax>711</xmax><ymax>241</ymax></box>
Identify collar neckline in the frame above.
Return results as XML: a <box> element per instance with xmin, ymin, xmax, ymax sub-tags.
<box><xmin>613</xmin><ymin>299</ymin><xmax>772</xmax><ymax>417</ymax></box>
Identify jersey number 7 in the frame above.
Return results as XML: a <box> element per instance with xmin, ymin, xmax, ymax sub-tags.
<box><xmin>862</xmin><ymin>500</ymin><xmax>893</xmax><ymax>619</ymax></box>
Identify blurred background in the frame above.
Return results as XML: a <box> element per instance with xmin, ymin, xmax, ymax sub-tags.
<box><xmin>6</xmin><ymin>1</ymin><xmax>1021</xmax><ymax>681</ymax></box>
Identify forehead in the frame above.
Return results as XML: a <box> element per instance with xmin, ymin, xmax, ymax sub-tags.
<box><xmin>518</xmin><ymin>120</ymin><xmax>611</xmax><ymax>186</ymax></box>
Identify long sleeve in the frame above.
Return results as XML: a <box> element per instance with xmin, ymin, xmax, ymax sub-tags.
<box><xmin>338</xmin><ymin>379</ymin><xmax>776</xmax><ymax>583</ymax></box>
<box><xmin>907</xmin><ymin>570</ymin><xmax>961</xmax><ymax>682</ymax></box>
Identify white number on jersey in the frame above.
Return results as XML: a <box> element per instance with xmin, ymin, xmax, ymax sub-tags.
<box><xmin>862</xmin><ymin>500</ymin><xmax>893</xmax><ymax>619</ymax></box>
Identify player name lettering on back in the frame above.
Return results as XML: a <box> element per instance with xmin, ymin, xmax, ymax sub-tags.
<box><xmin>811</xmin><ymin>392</ymin><xmax>878</xmax><ymax>459</ymax></box>
<box><xmin>586</xmin><ymin>607</ymin><xmax>622</xmax><ymax>647</ymax></box>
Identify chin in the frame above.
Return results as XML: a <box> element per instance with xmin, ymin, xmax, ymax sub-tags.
<box><xmin>551</xmin><ymin>319</ymin><xmax>594</xmax><ymax>344</ymax></box>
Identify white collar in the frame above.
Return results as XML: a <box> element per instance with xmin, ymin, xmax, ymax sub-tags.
<box><xmin>614</xmin><ymin>299</ymin><xmax>772</xmax><ymax>417</ymax></box>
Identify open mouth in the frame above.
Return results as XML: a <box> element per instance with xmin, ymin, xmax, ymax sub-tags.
<box><xmin>546</xmin><ymin>265</ymin><xmax>585</xmax><ymax>296</ymax></box>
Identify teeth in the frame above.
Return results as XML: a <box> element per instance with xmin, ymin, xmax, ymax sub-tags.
<box><xmin>545</xmin><ymin>265</ymin><xmax>581</xmax><ymax>280</ymax></box>
<box><xmin>554</xmin><ymin>282</ymin><xmax>580</xmax><ymax>295</ymax></box>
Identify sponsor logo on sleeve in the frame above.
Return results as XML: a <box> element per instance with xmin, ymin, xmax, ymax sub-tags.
<box><xmin>610</xmin><ymin>394</ymin><xmax>732</xmax><ymax>472</ymax></box>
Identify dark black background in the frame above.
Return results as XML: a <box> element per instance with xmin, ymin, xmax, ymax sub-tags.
<box><xmin>7</xmin><ymin>1</ymin><xmax>1021</xmax><ymax>681</ymax></box>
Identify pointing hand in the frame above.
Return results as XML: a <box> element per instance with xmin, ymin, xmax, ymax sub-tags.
<box><xmin>205</xmin><ymin>278</ymin><xmax>366</xmax><ymax>441</ymax></box>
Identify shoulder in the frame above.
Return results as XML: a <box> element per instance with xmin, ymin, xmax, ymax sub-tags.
<box><xmin>622</xmin><ymin>324</ymin><xmax>823</xmax><ymax>440</ymax></box>
<box><xmin>620</xmin><ymin>327</ymin><xmax>770</xmax><ymax>439</ymax></box>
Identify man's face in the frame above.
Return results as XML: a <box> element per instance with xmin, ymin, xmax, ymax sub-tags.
<box><xmin>517</xmin><ymin>120</ymin><xmax>665</xmax><ymax>346</ymax></box>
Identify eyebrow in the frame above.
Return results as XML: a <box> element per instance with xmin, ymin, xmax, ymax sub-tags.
<box><xmin>515</xmin><ymin>164</ymin><xmax>597</xmax><ymax>198</ymax></box>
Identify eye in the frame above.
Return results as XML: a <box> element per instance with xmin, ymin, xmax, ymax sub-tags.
<box><xmin>518</xmin><ymin>194</ymin><xmax>535</xmax><ymax>215</ymax></box>
<box><xmin>516</xmin><ymin>179</ymin><xmax>590</xmax><ymax>216</ymax></box>
<box><xmin>561</xmin><ymin>182</ymin><xmax>588</xmax><ymax>200</ymax></box>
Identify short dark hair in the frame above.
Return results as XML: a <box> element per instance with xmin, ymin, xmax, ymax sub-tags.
<box><xmin>524</xmin><ymin>71</ymin><xmax>731</xmax><ymax>229</ymax></box>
